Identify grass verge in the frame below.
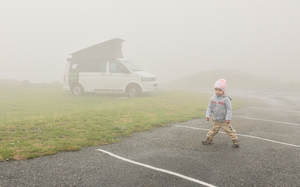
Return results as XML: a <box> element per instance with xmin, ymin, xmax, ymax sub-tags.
<box><xmin>0</xmin><ymin>84</ymin><xmax>244</xmax><ymax>161</ymax></box>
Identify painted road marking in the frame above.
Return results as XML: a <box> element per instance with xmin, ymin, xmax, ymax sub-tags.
<box><xmin>174</xmin><ymin>125</ymin><xmax>300</xmax><ymax>148</ymax></box>
<box><xmin>97</xmin><ymin>149</ymin><xmax>217</xmax><ymax>187</ymax></box>
<box><xmin>235</xmin><ymin>116</ymin><xmax>300</xmax><ymax>126</ymax></box>
<box><xmin>248</xmin><ymin>107</ymin><xmax>300</xmax><ymax>113</ymax></box>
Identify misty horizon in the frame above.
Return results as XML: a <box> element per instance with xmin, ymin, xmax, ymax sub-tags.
<box><xmin>1</xmin><ymin>1</ymin><xmax>299</xmax><ymax>84</ymax></box>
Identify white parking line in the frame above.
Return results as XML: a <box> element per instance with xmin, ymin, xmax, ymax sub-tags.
<box><xmin>248</xmin><ymin>107</ymin><xmax>300</xmax><ymax>113</ymax></box>
<box><xmin>235</xmin><ymin>116</ymin><xmax>300</xmax><ymax>126</ymax></box>
<box><xmin>174</xmin><ymin>125</ymin><xmax>300</xmax><ymax>148</ymax></box>
<box><xmin>97</xmin><ymin>149</ymin><xmax>217</xmax><ymax>187</ymax></box>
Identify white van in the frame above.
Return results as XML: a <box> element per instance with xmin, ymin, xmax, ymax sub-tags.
<box><xmin>62</xmin><ymin>39</ymin><xmax>158</xmax><ymax>97</ymax></box>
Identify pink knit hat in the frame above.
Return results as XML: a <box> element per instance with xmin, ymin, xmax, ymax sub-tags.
<box><xmin>214</xmin><ymin>79</ymin><xmax>227</xmax><ymax>92</ymax></box>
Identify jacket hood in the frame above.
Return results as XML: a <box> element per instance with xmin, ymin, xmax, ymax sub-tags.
<box><xmin>214</xmin><ymin>94</ymin><xmax>232</xmax><ymax>101</ymax></box>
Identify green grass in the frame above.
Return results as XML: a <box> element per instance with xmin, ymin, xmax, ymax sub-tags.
<box><xmin>0</xmin><ymin>84</ymin><xmax>244</xmax><ymax>161</ymax></box>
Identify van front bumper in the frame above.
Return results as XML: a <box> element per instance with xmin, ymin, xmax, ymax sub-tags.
<box><xmin>141</xmin><ymin>81</ymin><xmax>158</xmax><ymax>92</ymax></box>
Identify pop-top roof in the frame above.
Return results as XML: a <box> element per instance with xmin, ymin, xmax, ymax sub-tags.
<box><xmin>70</xmin><ymin>38</ymin><xmax>124</xmax><ymax>59</ymax></box>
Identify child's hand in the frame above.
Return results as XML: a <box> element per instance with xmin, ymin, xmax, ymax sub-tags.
<box><xmin>206</xmin><ymin>117</ymin><xmax>210</xmax><ymax>121</ymax></box>
<box><xmin>225</xmin><ymin>120</ymin><xmax>230</xmax><ymax>124</ymax></box>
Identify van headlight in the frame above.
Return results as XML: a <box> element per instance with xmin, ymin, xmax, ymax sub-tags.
<box><xmin>142</xmin><ymin>77</ymin><xmax>157</xmax><ymax>81</ymax></box>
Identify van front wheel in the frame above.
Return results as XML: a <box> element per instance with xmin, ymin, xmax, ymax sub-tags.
<box><xmin>71</xmin><ymin>84</ymin><xmax>84</xmax><ymax>96</ymax></box>
<box><xmin>127</xmin><ymin>85</ymin><xmax>141</xmax><ymax>98</ymax></box>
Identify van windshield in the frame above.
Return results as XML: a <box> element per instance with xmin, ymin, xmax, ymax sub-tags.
<box><xmin>123</xmin><ymin>60</ymin><xmax>142</xmax><ymax>71</ymax></box>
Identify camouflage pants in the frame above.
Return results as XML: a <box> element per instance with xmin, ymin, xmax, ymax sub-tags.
<box><xmin>207</xmin><ymin>120</ymin><xmax>238</xmax><ymax>141</ymax></box>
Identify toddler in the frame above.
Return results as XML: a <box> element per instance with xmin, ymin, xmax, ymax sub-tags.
<box><xmin>202</xmin><ymin>79</ymin><xmax>239</xmax><ymax>148</ymax></box>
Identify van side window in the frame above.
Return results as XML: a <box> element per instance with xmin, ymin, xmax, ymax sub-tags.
<box><xmin>99</xmin><ymin>62</ymin><xmax>106</xmax><ymax>72</ymax></box>
<box><xmin>109</xmin><ymin>61</ymin><xmax>129</xmax><ymax>73</ymax></box>
<box><xmin>86</xmin><ymin>62</ymin><xmax>106</xmax><ymax>72</ymax></box>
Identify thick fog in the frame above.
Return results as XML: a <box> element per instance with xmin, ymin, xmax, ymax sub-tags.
<box><xmin>0</xmin><ymin>0</ymin><xmax>299</xmax><ymax>84</ymax></box>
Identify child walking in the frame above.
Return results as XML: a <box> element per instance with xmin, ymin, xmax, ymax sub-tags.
<box><xmin>202</xmin><ymin>79</ymin><xmax>239</xmax><ymax>148</ymax></box>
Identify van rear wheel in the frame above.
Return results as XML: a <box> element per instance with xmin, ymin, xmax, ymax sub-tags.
<box><xmin>71</xmin><ymin>84</ymin><xmax>84</xmax><ymax>96</ymax></box>
<box><xmin>127</xmin><ymin>85</ymin><xmax>141</xmax><ymax>98</ymax></box>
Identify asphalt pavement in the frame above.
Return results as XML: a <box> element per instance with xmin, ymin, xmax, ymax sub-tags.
<box><xmin>1</xmin><ymin>89</ymin><xmax>300</xmax><ymax>187</ymax></box>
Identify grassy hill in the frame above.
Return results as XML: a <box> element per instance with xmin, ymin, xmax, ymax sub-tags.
<box><xmin>161</xmin><ymin>69</ymin><xmax>298</xmax><ymax>91</ymax></box>
<box><xmin>0</xmin><ymin>79</ymin><xmax>21</xmax><ymax>86</ymax></box>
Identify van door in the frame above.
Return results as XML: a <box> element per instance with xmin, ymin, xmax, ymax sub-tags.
<box><xmin>83</xmin><ymin>61</ymin><xmax>108</xmax><ymax>92</ymax></box>
<box><xmin>69</xmin><ymin>61</ymin><xmax>85</xmax><ymax>87</ymax></box>
<box><xmin>107</xmin><ymin>61</ymin><xmax>131</xmax><ymax>92</ymax></box>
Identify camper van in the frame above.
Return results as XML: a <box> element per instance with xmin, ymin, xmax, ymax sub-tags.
<box><xmin>62</xmin><ymin>39</ymin><xmax>158</xmax><ymax>97</ymax></box>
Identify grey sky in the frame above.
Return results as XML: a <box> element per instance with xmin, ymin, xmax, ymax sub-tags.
<box><xmin>1</xmin><ymin>0</ymin><xmax>299</xmax><ymax>83</ymax></box>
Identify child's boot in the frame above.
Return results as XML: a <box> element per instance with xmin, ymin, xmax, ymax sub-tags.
<box><xmin>232</xmin><ymin>140</ymin><xmax>239</xmax><ymax>148</ymax></box>
<box><xmin>202</xmin><ymin>137</ymin><xmax>213</xmax><ymax>145</ymax></box>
